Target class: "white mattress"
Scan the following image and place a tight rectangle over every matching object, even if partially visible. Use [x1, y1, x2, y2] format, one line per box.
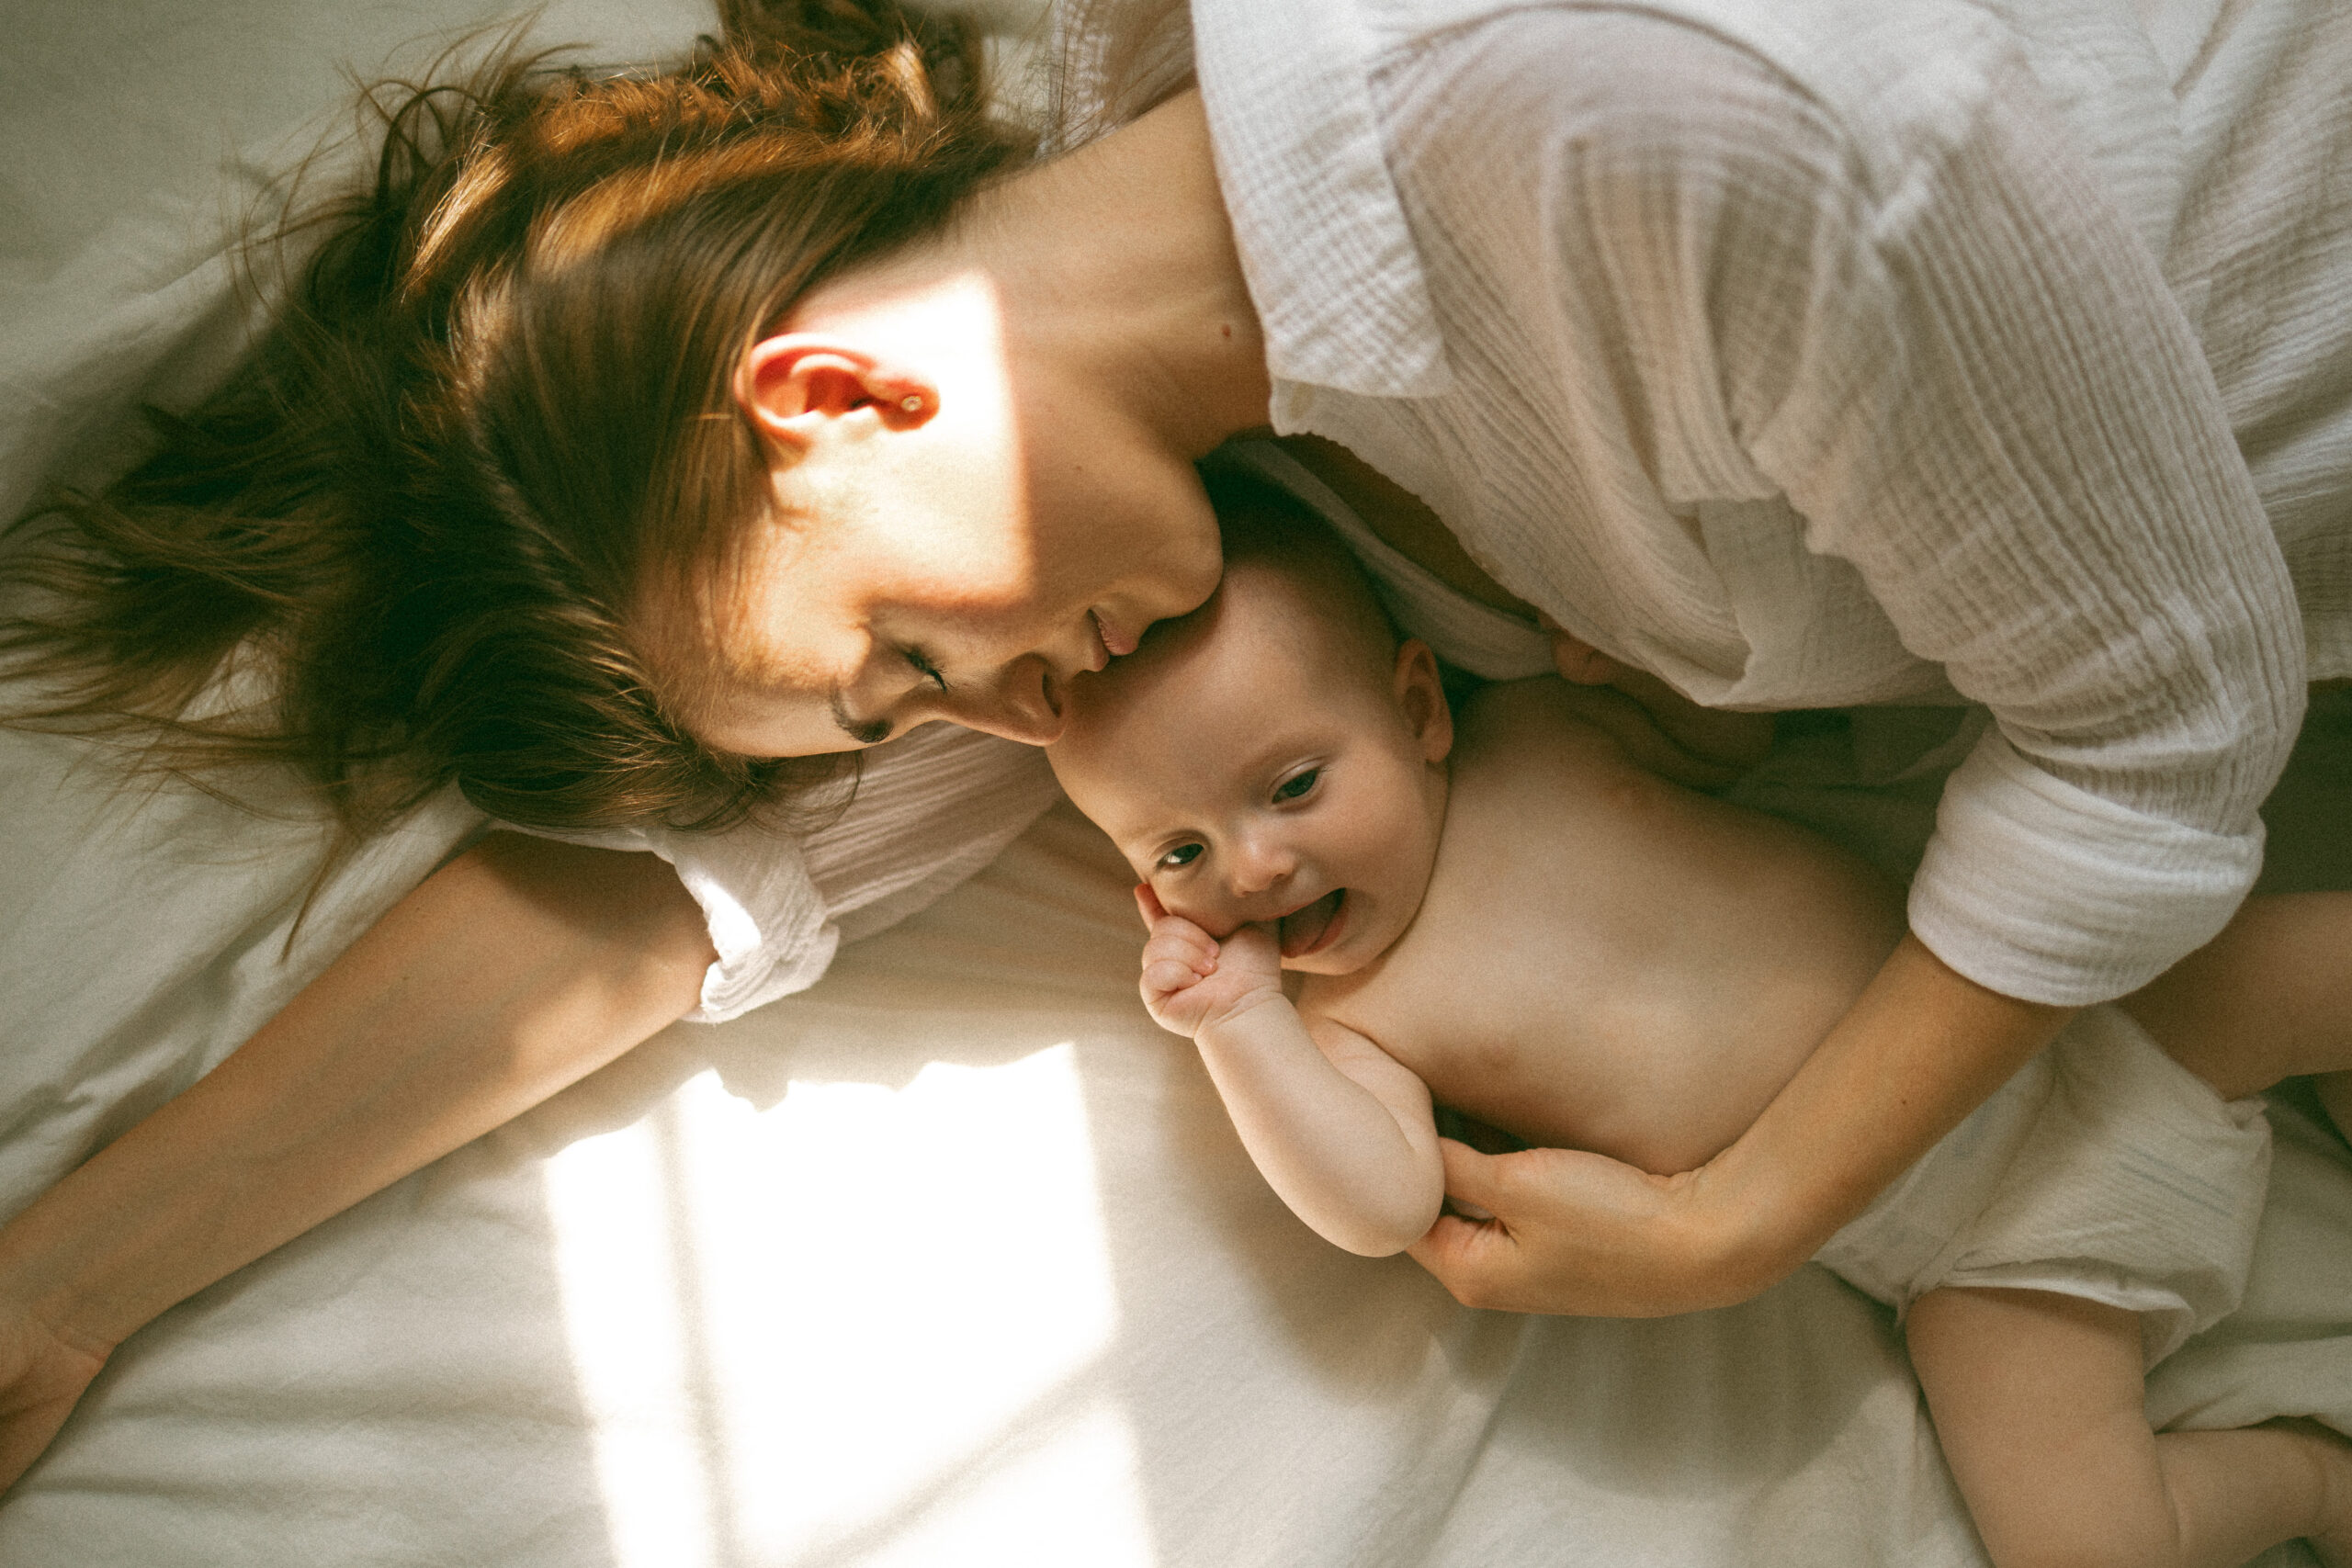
[1, 2, 2346, 1563]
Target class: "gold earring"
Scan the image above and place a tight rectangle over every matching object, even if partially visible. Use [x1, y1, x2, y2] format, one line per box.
[899, 394, 925, 413]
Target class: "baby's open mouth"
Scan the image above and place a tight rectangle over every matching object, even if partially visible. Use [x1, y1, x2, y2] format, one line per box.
[1277, 889, 1348, 959]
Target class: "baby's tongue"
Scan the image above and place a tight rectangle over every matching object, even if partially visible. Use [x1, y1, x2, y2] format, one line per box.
[1277, 889, 1344, 958]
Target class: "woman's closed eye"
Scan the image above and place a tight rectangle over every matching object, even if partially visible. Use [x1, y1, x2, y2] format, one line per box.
[901, 645, 948, 691]
[1272, 767, 1320, 803]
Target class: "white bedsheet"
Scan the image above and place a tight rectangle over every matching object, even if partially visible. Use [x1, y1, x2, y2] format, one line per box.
[2, 2, 2347, 1563]
[1, 774, 2346, 1568]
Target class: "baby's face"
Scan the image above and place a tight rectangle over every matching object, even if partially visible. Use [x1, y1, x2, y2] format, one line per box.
[1049, 559, 1453, 976]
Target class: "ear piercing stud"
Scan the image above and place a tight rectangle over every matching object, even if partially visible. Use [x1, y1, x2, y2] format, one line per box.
[899, 394, 925, 412]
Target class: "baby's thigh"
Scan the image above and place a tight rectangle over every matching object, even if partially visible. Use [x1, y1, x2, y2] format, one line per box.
[1905, 1286, 2166, 1568]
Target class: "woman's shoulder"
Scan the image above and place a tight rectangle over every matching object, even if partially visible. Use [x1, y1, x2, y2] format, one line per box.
[1372, 1, 2028, 213]
[1380, 8, 1827, 152]
[1367, 6, 1867, 341]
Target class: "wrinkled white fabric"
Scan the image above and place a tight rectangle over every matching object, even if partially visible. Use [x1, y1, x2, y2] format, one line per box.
[541, 724, 1059, 1021]
[1815, 1005, 2273, 1368]
[1054, 0, 2352, 1005]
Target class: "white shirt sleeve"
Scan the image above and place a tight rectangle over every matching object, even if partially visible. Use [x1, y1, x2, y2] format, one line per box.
[523, 725, 1059, 1022]
[1375, 13, 2308, 1003]
[1725, 42, 2306, 1001]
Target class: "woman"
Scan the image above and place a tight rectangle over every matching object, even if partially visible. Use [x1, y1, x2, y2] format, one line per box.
[3, 0, 2346, 1490]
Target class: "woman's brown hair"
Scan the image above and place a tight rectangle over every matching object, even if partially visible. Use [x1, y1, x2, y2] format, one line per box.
[1, 0, 1034, 835]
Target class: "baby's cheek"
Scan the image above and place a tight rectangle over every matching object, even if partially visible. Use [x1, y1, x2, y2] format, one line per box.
[1159, 890, 1244, 942]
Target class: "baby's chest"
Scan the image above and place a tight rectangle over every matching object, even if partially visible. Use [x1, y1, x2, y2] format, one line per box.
[1303, 924, 1630, 1145]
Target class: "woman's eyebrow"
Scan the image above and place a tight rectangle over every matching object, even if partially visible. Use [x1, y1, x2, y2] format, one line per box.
[829, 689, 892, 746]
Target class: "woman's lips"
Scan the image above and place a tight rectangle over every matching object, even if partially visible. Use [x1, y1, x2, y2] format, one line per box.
[1277, 888, 1347, 959]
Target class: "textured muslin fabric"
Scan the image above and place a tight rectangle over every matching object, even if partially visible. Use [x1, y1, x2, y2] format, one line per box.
[1814, 1006, 2274, 1367]
[542, 724, 1059, 1021]
[1052, 0, 2352, 1007]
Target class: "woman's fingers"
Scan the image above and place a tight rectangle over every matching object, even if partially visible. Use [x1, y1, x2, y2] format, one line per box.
[1408, 1140, 1525, 1305]
[1407, 1141, 1742, 1316]
[0, 1316, 108, 1495]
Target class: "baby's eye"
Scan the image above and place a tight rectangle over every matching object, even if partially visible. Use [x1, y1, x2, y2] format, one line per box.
[1157, 842, 1204, 870]
[1272, 768, 1321, 803]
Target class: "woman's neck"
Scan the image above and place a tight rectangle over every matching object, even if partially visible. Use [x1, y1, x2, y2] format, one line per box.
[876, 90, 1274, 460]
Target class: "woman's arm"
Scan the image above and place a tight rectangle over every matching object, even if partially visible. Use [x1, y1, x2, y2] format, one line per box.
[1409, 934, 2070, 1314]
[0, 832, 713, 1491]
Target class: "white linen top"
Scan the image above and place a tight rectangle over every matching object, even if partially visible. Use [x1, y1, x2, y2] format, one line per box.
[553, 725, 1061, 1021]
[1052, 0, 2352, 1006]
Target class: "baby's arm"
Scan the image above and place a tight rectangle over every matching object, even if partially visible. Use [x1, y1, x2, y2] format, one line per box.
[1136, 891, 1443, 1257]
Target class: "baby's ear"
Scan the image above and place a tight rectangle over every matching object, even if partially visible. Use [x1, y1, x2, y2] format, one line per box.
[1393, 640, 1453, 762]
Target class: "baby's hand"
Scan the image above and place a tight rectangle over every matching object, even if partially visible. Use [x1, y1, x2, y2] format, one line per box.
[1135, 886, 1284, 1038]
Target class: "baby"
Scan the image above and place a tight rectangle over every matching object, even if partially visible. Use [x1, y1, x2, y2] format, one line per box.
[1046, 483, 2352, 1568]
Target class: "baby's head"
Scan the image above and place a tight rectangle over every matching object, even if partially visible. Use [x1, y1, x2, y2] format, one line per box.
[1048, 472, 1453, 974]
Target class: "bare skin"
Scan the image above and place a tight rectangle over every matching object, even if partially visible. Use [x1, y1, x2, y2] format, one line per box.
[1052, 549, 2352, 1568]
[0, 835, 713, 1492]
[1306, 679, 1899, 1182]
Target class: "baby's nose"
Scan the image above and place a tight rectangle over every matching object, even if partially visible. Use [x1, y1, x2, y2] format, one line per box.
[1226, 839, 1295, 898]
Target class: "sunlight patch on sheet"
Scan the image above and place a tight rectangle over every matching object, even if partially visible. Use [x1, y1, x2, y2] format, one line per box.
[857, 1404, 1156, 1568]
[540, 1092, 722, 1568]
[543, 1041, 1151, 1567]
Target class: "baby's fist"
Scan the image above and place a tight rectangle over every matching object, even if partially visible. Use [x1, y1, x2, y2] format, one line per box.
[1134, 886, 1283, 1037]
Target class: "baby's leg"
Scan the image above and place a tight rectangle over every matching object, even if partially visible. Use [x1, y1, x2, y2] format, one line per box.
[2122, 892, 2352, 1137]
[1905, 1286, 2352, 1568]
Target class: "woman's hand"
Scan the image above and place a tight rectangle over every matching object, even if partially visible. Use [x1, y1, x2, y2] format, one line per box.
[0, 1307, 109, 1494]
[1409, 935, 2072, 1317]
[1408, 1140, 1771, 1316]
[1134, 886, 1284, 1038]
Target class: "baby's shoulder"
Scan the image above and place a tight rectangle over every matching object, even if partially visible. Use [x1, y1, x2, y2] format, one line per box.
[1453, 678, 1668, 795]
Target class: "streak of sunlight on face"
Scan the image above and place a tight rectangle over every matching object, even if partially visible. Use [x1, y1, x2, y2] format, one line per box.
[542, 1044, 1156, 1566]
[700, 268, 1049, 758]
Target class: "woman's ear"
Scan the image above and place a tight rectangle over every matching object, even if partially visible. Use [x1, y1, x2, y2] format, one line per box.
[737, 333, 940, 448]
[1394, 639, 1454, 762]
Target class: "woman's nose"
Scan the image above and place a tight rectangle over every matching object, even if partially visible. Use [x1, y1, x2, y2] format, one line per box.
[940, 658, 1066, 746]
